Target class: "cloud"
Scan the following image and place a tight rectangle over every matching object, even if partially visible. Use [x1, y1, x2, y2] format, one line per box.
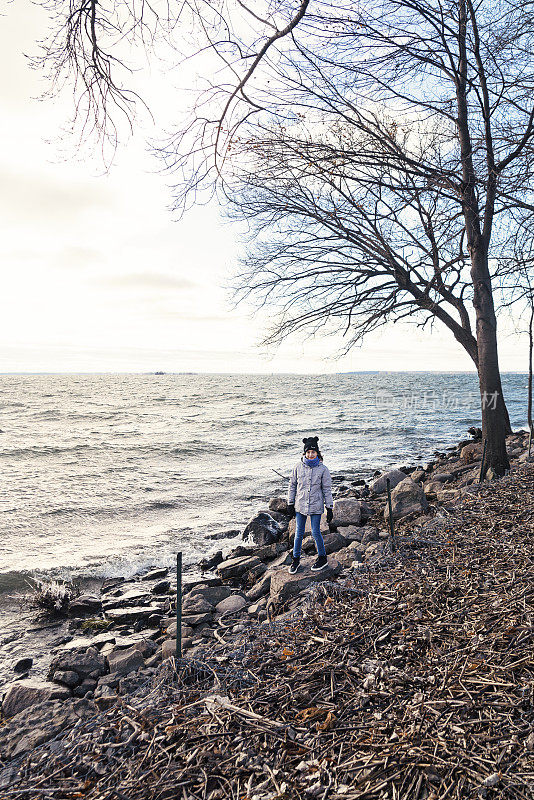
[56, 246, 102, 269]
[0, 167, 111, 223]
[99, 273, 197, 290]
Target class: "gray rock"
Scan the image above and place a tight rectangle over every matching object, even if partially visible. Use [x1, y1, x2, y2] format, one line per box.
[165, 621, 193, 638]
[0, 698, 93, 760]
[151, 580, 171, 595]
[2, 680, 71, 719]
[101, 577, 126, 593]
[430, 472, 453, 483]
[73, 678, 97, 698]
[369, 469, 407, 494]
[361, 527, 380, 545]
[423, 480, 444, 497]
[248, 598, 268, 617]
[102, 587, 152, 608]
[13, 657, 33, 673]
[186, 585, 233, 605]
[243, 512, 282, 546]
[182, 594, 214, 614]
[104, 604, 165, 624]
[460, 442, 483, 462]
[384, 477, 429, 521]
[141, 568, 168, 581]
[269, 558, 342, 606]
[107, 646, 145, 676]
[199, 551, 224, 570]
[182, 612, 213, 626]
[52, 670, 80, 688]
[48, 647, 106, 680]
[97, 672, 120, 689]
[359, 501, 373, 523]
[215, 595, 247, 616]
[255, 540, 288, 563]
[410, 469, 426, 482]
[321, 531, 349, 553]
[206, 529, 240, 541]
[269, 497, 289, 513]
[162, 639, 178, 660]
[217, 555, 263, 580]
[245, 572, 272, 602]
[341, 525, 364, 542]
[68, 594, 102, 615]
[332, 499, 362, 526]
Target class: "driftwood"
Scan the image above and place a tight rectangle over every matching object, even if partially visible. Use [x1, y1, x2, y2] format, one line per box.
[3, 465, 534, 799]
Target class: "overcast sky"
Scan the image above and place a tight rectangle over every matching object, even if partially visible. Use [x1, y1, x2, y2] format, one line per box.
[0, 1, 529, 374]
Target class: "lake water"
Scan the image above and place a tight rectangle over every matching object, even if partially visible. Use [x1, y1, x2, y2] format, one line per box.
[0, 372, 529, 592]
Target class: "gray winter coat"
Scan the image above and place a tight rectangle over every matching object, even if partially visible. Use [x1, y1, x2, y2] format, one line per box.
[287, 458, 334, 515]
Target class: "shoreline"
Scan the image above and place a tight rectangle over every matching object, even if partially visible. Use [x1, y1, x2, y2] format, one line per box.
[0, 425, 483, 686]
[1, 426, 530, 686]
[1, 427, 533, 793]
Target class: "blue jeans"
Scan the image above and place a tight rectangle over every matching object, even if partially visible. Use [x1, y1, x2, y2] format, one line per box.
[293, 511, 326, 559]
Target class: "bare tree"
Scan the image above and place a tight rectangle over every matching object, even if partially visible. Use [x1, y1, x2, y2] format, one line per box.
[34, 0, 534, 475]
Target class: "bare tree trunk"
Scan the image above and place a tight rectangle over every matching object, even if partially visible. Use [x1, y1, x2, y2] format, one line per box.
[528, 304, 533, 453]
[456, 0, 510, 475]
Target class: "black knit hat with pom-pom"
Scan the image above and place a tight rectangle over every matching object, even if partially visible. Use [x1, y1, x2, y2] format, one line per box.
[303, 436, 320, 454]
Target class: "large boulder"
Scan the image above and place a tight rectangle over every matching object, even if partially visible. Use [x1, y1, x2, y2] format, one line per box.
[269, 559, 342, 606]
[1, 680, 71, 718]
[217, 555, 263, 580]
[107, 646, 145, 676]
[243, 512, 282, 546]
[369, 469, 407, 494]
[332, 499, 362, 526]
[48, 647, 106, 681]
[186, 585, 233, 605]
[384, 477, 429, 521]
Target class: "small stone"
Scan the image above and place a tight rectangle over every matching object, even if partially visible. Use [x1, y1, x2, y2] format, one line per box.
[52, 670, 80, 688]
[215, 595, 247, 616]
[13, 658, 33, 673]
[151, 580, 171, 595]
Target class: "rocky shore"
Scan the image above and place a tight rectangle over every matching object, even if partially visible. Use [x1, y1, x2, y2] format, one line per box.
[1, 428, 533, 798]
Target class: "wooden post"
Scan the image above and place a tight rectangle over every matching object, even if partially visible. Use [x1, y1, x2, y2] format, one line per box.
[176, 552, 182, 660]
[386, 478, 396, 552]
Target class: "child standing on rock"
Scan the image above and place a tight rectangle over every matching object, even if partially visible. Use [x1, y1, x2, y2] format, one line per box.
[287, 436, 334, 574]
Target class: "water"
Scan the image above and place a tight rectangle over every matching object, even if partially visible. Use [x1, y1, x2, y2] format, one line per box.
[0, 372, 529, 591]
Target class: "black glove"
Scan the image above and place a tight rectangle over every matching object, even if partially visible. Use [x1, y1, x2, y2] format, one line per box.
[287, 504, 296, 518]
[326, 508, 333, 523]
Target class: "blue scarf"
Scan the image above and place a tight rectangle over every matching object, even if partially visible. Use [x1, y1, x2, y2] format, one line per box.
[304, 456, 320, 467]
